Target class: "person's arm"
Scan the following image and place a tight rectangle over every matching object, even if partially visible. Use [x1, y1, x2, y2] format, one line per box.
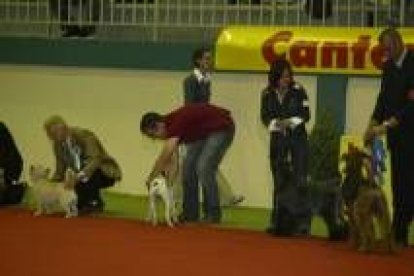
[392, 62, 414, 126]
[260, 89, 274, 128]
[298, 87, 310, 123]
[285, 85, 310, 129]
[370, 64, 414, 137]
[78, 131, 103, 181]
[146, 137, 180, 187]
[164, 148, 179, 184]
[367, 64, 414, 140]
[364, 74, 387, 143]
[51, 142, 65, 182]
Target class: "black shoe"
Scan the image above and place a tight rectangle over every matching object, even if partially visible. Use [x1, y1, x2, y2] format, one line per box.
[178, 213, 198, 224]
[78, 200, 104, 216]
[266, 227, 278, 236]
[266, 226, 293, 237]
[395, 240, 409, 249]
[203, 216, 221, 224]
[223, 195, 245, 207]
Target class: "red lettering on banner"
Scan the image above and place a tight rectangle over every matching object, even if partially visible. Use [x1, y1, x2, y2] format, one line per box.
[290, 41, 318, 67]
[351, 35, 370, 69]
[261, 31, 292, 64]
[321, 42, 348, 68]
[259, 31, 414, 72]
[371, 44, 385, 69]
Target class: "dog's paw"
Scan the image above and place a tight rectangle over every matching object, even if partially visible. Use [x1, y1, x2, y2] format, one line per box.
[65, 213, 77, 218]
[33, 210, 42, 216]
[357, 245, 371, 253]
[171, 216, 178, 224]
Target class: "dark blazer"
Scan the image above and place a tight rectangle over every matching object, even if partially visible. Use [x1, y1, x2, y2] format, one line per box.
[183, 73, 211, 104]
[0, 122, 23, 184]
[260, 82, 310, 138]
[372, 50, 414, 148]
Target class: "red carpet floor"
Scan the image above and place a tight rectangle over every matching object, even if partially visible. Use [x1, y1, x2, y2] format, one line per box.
[0, 208, 413, 276]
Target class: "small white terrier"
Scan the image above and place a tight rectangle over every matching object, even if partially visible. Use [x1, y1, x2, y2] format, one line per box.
[29, 164, 78, 218]
[147, 174, 177, 227]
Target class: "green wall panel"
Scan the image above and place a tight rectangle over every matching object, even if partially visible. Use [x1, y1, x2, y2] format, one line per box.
[0, 37, 204, 71]
[316, 74, 348, 134]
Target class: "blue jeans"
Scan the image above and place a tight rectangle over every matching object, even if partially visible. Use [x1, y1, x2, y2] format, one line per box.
[182, 127, 235, 221]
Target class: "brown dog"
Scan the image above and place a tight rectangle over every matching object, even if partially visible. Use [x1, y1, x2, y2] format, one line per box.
[341, 143, 394, 253]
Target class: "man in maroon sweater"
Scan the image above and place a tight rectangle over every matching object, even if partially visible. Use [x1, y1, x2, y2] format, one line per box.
[140, 103, 235, 223]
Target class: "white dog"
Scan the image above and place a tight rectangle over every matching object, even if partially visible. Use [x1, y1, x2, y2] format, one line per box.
[147, 174, 177, 227]
[29, 164, 78, 218]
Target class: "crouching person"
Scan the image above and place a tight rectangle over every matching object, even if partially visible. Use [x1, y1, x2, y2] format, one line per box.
[140, 103, 235, 224]
[44, 116, 121, 214]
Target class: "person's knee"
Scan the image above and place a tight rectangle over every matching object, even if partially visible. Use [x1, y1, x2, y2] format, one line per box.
[196, 159, 216, 182]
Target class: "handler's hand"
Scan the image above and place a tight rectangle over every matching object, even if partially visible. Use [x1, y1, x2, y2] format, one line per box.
[77, 171, 88, 183]
[372, 125, 387, 136]
[276, 119, 292, 129]
[363, 127, 375, 146]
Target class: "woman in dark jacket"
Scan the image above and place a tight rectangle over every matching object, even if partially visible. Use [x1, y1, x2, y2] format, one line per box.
[0, 122, 24, 205]
[261, 59, 311, 236]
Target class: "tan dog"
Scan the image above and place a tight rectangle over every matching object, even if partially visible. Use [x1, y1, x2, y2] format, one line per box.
[30, 164, 78, 218]
[341, 144, 394, 253]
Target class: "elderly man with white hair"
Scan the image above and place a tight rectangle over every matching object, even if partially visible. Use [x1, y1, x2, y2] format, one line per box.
[44, 116, 121, 214]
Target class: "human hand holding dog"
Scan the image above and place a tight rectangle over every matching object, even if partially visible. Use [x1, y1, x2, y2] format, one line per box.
[269, 118, 292, 132]
[370, 118, 398, 137]
[77, 171, 88, 183]
[276, 119, 293, 129]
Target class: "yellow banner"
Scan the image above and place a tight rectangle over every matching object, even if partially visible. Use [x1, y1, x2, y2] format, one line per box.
[215, 26, 414, 75]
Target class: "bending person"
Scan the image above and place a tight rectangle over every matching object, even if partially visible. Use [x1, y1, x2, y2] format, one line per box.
[141, 103, 235, 224]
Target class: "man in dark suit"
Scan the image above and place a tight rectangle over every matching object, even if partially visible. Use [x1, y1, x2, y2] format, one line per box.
[0, 122, 24, 205]
[364, 28, 414, 247]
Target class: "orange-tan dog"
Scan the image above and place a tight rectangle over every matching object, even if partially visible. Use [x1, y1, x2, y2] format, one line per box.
[341, 144, 394, 253]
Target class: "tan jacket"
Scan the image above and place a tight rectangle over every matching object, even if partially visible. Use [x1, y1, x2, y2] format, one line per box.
[52, 127, 122, 181]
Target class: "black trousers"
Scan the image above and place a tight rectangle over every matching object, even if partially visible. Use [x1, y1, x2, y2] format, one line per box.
[75, 169, 115, 209]
[269, 134, 311, 234]
[390, 139, 414, 246]
[0, 163, 24, 205]
[0, 182, 26, 205]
